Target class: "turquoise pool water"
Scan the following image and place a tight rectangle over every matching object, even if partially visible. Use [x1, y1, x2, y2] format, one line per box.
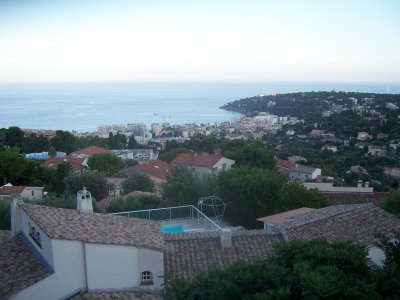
[163, 224, 184, 234]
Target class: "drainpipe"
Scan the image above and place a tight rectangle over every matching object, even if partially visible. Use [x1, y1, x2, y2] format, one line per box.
[83, 241, 89, 291]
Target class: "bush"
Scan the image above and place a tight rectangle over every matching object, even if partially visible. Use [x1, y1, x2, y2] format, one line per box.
[122, 173, 154, 194]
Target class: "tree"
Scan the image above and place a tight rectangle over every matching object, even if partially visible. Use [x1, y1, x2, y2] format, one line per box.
[0, 202, 10, 230]
[127, 135, 138, 149]
[375, 232, 400, 298]
[48, 146, 57, 157]
[107, 195, 161, 213]
[5, 126, 24, 148]
[159, 148, 191, 163]
[87, 153, 124, 176]
[166, 239, 380, 300]
[0, 149, 28, 185]
[380, 191, 400, 217]
[280, 182, 329, 211]
[51, 130, 76, 154]
[223, 141, 275, 169]
[53, 161, 71, 194]
[122, 173, 155, 194]
[218, 167, 283, 229]
[64, 171, 108, 201]
[161, 166, 218, 207]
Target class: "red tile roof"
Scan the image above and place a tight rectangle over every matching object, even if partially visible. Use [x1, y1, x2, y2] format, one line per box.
[276, 158, 318, 173]
[134, 160, 172, 180]
[171, 153, 223, 168]
[43, 157, 86, 172]
[257, 207, 316, 225]
[69, 146, 112, 157]
[0, 186, 26, 196]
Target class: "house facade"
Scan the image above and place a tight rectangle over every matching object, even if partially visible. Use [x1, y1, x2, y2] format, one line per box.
[0, 185, 44, 203]
[276, 158, 321, 181]
[171, 153, 235, 175]
[3, 189, 164, 299]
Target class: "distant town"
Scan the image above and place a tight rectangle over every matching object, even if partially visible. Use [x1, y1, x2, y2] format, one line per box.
[1, 90, 400, 299]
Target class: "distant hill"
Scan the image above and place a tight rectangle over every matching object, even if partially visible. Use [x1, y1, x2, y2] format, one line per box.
[221, 91, 400, 118]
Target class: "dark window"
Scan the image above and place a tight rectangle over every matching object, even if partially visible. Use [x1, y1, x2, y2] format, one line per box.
[140, 271, 153, 285]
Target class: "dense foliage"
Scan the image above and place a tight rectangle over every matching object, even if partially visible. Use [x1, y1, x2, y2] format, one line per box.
[161, 165, 218, 207]
[122, 173, 155, 194]
[64, 171, 108, 201]
[87, 153, 124, 176]
[107, 195, 160, 213]
[218, 166, 283, 229]
[166, 238, 400, 300]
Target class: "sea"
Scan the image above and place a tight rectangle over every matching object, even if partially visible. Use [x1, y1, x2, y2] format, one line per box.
[0, 81, 399, 132]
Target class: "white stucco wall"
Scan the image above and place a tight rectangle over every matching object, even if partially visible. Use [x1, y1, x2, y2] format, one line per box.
[137, 248, 164, 289]
[213, 157, 235, 173]
[85, 243, 139, 290]
[12, 239, 85, 300]
[21, 187, 44, 201]
[20, 211, 54, 268]
[368, 246, 386, 268]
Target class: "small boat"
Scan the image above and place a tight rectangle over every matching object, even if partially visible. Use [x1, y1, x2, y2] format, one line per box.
[153, 112, 159, 115]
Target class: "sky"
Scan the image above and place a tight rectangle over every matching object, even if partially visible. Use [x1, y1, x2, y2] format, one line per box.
[0, 0, 399, 83]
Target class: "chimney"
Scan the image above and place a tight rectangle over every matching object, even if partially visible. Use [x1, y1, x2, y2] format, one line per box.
[220, 228, 232, 248]
[365, 181, 369, 188]
[11, 196, 23, 237]
[357, 180, 363, 188]
[77, 187, 93, 213]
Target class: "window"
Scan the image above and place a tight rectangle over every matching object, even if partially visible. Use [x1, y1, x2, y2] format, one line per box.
[140, 271, 153, 285]
[28, 222, 42, 248]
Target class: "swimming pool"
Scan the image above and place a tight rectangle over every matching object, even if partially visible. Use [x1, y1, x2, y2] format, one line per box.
[163, 224, 184, 234]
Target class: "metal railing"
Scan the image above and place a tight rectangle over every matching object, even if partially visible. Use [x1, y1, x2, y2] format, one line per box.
[112, 205, 221, 231]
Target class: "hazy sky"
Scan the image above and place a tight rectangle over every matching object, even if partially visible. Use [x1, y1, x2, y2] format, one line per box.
[0, 0, 399, 83]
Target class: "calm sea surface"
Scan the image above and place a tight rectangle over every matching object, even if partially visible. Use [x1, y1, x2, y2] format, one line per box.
[0, 81, 399, 132]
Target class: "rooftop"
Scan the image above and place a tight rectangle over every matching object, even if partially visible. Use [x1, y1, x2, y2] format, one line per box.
[281, 203, 400, 247]
[0, 186, 26, 196]
[20, 203, 164, 251]
[164, 230, 283, 280]
[134, 159, 172, 180]
[275, 158, 318, 173]
[257, 207, 316, 225]
[43, 157, 87, 172]
[0, 234, 52, 299]
[303, 182, 374, 194]
[171, 153, 224, 168]
[69, 146, 112, 157]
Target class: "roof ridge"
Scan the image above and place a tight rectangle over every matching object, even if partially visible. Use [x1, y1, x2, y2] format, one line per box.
[281, 203, 374, 230]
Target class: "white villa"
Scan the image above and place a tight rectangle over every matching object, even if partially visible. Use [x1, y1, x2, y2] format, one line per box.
[2, 188, 164, 299]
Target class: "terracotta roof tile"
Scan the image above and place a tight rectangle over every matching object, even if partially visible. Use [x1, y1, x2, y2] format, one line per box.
[43, 157, 86, 172]
[282, 204, 400, 247]
[134, 160, 172, 180]
[0, 186, 26, 196]
[171, 153, 223, 168]
[276, 158, 318, 173]
[0, 230, 11, 245]
[164, 230, 283, 280]
[20, 204, 164, 251]
[0, 235, 52, 299]
[69, 146, 112, 157]
[257, 207, 316, 225]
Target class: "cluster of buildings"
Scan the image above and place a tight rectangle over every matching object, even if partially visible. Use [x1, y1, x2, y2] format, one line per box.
[1, 188, 399, 299]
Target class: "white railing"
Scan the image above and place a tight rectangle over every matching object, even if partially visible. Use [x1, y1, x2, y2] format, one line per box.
[112, 205, 221, 231]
